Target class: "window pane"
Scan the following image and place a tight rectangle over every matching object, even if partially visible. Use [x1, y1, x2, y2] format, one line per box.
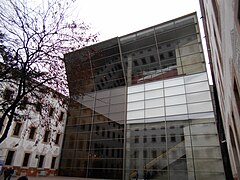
[191, 135, 220, 147]
[189, 112, 215, 119]
[128, 92, 144, 102]
[145, 107, 164, 118]
[29, 127, 36, 139]
[128, 101, 144, 111]
[164, 85, 185, 96]
[145, 89, 164, 99]
[193, 147, 222, 159]
[13, 122, 22, 136]
[59, 112, 64, 121]
[185, 81, 209, 93]
[184, 72, 208, 84]
[51, 157, 57, 169]
[186, 91, 211, 103]
[145, 81, 163, 91]
[194, 159, 224, 173]
[22, 153, 30, 167]
[43, 130, 50, 142]
[55, 134, 61, 145]
[49, 107, 54, 117]
[127, 118, 144, 124]
[190, 123, 217, 135]
[38, 155, 45, 168]
[109, 103, 125, 113]
[145, 98, 164, 108]
[128, 84, 144, 94]
[145, 116, 165, 123]
[166, 104, 187, 116]
[165, 95, 186, 106]
[164, 76, 184, 87]
[5, 151, 15, 165]
[127, 110, 144, 120]
[110, 95, 125, 104]
[188, 101, 213, 114]
[195, 172, 225, 180]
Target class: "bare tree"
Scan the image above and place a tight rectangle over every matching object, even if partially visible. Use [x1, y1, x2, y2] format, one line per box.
[0, 0, 98, 144]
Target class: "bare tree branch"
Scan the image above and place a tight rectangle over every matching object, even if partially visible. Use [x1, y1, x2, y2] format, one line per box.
[0, 0, 98, 144]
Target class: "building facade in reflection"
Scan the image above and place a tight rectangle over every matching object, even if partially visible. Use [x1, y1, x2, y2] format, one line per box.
[59, 13, 226, 180]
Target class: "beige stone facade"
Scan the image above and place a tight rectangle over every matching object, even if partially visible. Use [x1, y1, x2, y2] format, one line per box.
[0, 84, 68, 177]
[199, 0, 240, 179]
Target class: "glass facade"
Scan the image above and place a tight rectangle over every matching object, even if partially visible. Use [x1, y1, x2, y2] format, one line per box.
[60, 13, 225, 179]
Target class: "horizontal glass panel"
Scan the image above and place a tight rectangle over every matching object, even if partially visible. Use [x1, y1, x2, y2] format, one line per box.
[109, 112, 125, 122]
[145, 107, 165, 118]
[194, 159, 224, 173]
[127, 110, 144, 120]
[137, 28, 154, 38]
[188, 101, 213, 114]
[190, 135, 220, 147]
[166, 114, 189, 121]
[192, 146, 222, 159]
[128, 92, 144, 102]
[127, 118, 144, 124]
[164, 76, 184, 87]
[185, 81, 209, 93]
[109, 103, 126, 113]
[188, 112, 215, 119]
[166, 123, 190, 135]
[81, 92, 95, 101]
[174, 15, 195, 27]
[190, 123, 217, 135]
[120, 36, 155, 53]
[195, 172, 225, 180]
[145, 89, 164, 99]
[166, 104, 187, 116]
[186, 91, 211, 103]
[145, 98, 164, 108]
[169, 171, 189, 180]
[165, 94, 186, 106]
[155, 21, 175, 33]
[128, 101, 144, 111]
[95, 98, 110, 107]
[120, 34, 136, 44]
[190, 118, 215, 125]
[183, 62, 206, 76]
[96, 91, 110, 100]
[145, 80, 163, 91]
[178, 43, 201, 57]
[110, 86, 126, 96]
[110, 95, 126, 104]
[128, 84, 144, 94]
[95, 106, 109, 114]
[156, 30, 176, 43]
[184, 72, 208, 84]
[165, 85, 185, 96]
[145, 116, 165, 123]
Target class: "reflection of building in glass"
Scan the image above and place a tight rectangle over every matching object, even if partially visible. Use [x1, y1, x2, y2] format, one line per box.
[60, 13, 226, 179]
[60, 99, 124, 179]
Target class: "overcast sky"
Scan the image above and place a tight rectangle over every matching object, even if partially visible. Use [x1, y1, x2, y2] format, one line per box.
[72, 0, 202, 41]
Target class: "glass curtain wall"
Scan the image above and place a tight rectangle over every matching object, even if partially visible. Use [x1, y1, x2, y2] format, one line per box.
[125, 73, 225, 180]
[60, 38, 126, 179]
[60, 13, 225, 180]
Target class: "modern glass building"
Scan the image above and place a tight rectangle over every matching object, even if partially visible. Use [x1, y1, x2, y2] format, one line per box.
[59, 13, 226, 180]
